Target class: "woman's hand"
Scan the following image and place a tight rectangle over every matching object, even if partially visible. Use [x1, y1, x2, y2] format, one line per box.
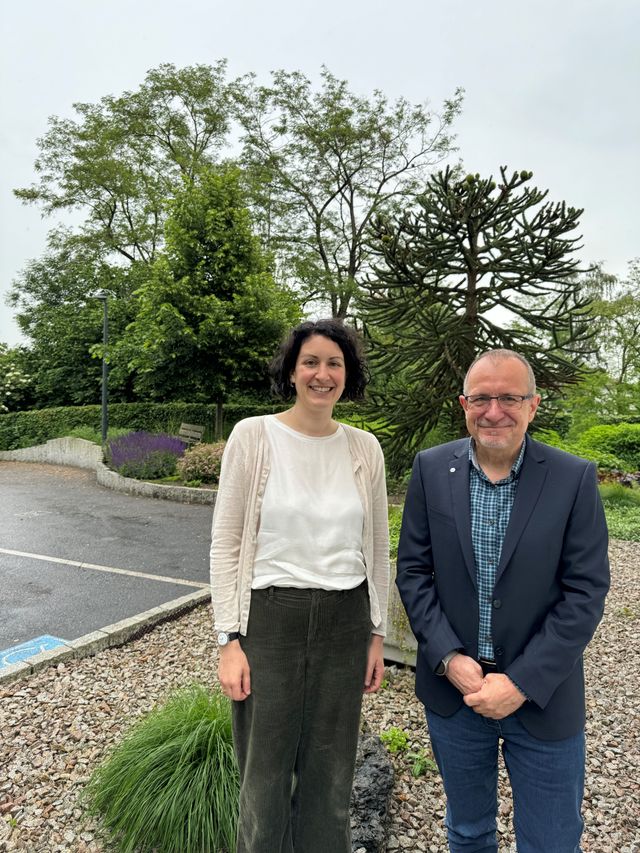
[364, 634, 385, 694]
[218, 641, 251, 701]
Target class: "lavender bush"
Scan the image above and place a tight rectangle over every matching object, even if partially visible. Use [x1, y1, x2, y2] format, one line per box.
[106, 431, 185, 480]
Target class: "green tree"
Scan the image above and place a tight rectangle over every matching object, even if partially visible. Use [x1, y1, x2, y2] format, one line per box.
[581, 260, 640, 384]
[117, 166, 301, 404]
[361, 166, 594, 471]
[14, 63, 231, 264]
[235, 68, 463, 318]
[8, 233, 141, 407]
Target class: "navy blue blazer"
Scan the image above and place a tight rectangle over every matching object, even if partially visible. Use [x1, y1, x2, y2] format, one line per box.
[396, 434, 610, 740]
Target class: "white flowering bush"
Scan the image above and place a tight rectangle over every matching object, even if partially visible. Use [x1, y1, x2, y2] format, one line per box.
[176, 441, 226, 484]
[0, 344, 31, 413]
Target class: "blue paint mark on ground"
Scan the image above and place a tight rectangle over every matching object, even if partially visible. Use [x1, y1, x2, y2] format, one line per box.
[0, 635, 67, 668]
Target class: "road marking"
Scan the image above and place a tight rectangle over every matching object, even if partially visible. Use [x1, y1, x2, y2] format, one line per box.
[0, 548, 209, 589]
[1, 635, 66, 668]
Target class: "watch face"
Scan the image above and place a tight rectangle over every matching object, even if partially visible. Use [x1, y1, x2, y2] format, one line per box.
[217, 631, 228, 646]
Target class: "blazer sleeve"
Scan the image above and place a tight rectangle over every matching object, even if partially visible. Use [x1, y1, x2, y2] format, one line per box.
[396, 453, 463, 670]
[506, 462, 610, 708]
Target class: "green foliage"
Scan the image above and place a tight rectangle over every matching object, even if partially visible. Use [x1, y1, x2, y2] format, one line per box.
[176, 441, 227, 484]
[237, 67, 463, 318]
[0, 401, 289, 451]
[379, 726, 409, 753]
[388, 505, 403, 560]
[83, 685, 238, 853]
[598, 483, 640, 507]
[0, 400, 372, 452]
[532, 428, 628, 471]
[64, 425, 129, 444]
[578, 423, 640, 470]
[119, 166, 301, 402]
[15, 63, 231, 265]
[407, 748, 438, 778]
[601, 505, 640, 541]
[361, 165, 594, 473]
[580, 260, 640, 385]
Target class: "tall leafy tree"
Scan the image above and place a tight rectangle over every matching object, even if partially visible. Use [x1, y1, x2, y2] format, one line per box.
[361, 166, 594, 471]
[8, 232, 139, 406]
[235, 68, 463, 318]
[581, 260, 640, 384]
[14, 63, 231, 264]
[117, 166, 301, 403]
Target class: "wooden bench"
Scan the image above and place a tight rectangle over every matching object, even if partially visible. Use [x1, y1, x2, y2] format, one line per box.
[177, 422, 205, 447]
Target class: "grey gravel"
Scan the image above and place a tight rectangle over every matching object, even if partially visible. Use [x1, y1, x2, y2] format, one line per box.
[1, 540, 638, 852]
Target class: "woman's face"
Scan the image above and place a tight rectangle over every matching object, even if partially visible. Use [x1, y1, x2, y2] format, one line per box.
[290, 334, 346, 412]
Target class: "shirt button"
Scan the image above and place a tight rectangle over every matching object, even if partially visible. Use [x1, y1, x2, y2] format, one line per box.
[485, 634, 492, 642]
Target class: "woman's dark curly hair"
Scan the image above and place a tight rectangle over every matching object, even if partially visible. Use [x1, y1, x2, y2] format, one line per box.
[270, 319, 369, 402]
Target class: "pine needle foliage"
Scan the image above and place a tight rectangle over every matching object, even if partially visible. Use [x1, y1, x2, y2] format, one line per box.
[361, 166, 595, 473]
[83, 685, 239, 853]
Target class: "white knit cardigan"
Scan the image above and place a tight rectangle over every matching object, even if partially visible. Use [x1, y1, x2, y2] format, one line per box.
[210, 416, 390, 636]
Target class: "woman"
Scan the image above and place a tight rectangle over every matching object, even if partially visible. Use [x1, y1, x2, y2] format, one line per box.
[210, 318, 390, 853]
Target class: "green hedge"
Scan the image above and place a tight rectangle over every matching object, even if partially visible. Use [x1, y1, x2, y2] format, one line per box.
[533, 429, 629, 471]
[578, 423, 640, 470]
[0, 401, 367, 451]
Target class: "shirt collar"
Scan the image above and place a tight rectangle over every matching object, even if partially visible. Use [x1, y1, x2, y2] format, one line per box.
[468, 437, 526, 482]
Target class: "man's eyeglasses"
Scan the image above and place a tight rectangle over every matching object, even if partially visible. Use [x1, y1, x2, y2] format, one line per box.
[463, 394, 533, 411]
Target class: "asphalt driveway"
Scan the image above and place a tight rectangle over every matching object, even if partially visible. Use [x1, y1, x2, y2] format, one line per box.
[0, 461, 213, 654]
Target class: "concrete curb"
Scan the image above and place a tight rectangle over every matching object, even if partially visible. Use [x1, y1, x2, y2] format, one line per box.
[0, 587, 212, 687]
[0, 437, 217, 506]
[95, 462, 216, 505]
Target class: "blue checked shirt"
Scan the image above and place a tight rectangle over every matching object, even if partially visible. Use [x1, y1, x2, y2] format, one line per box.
[469, 439, 526, 661]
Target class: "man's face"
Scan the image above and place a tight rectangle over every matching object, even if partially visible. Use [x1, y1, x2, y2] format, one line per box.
[459, 357, 540, 459]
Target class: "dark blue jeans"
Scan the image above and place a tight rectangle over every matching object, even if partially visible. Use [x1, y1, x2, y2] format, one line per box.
[426, 703, 585, 853]
[232, 582, 372, 853]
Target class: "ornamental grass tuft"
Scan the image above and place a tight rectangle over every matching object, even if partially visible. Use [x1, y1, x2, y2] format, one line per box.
[83, 685, 239, 853]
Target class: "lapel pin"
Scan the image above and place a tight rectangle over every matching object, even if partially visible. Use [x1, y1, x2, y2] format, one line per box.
[449, 467, 456, 473]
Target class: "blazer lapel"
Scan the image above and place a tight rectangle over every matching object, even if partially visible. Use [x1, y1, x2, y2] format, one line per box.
[496, 436, 548, 583]
[448, 442, 477, 590]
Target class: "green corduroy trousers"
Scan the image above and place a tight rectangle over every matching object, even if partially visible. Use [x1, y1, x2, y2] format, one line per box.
[232, 581, 372, 853]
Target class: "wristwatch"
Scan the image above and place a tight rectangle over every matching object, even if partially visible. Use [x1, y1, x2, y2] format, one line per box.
[217, 631, 240, 647]
[435, 650, 460, 676]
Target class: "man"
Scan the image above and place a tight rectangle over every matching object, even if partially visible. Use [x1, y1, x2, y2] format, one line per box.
[396, 349, 610, 853]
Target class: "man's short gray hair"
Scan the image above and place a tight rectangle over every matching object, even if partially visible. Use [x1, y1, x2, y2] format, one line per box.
[463, 349, 537, 396]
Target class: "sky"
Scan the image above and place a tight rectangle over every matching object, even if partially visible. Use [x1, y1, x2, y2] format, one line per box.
[1, 0, 638, 346]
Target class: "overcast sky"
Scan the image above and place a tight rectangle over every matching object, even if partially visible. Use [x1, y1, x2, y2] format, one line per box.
[1, 0, 638, 346]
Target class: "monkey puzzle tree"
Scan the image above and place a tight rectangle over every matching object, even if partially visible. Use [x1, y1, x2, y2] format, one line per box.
[360, 166, 595, 472]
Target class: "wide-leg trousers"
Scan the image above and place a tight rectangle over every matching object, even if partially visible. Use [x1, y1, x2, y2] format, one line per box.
[232, 581, 372, 853]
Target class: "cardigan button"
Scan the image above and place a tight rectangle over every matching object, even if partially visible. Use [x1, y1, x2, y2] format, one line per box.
[492, 598, 502, 609]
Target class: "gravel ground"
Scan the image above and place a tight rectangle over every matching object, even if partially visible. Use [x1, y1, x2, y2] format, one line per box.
[1, 540, 638, 852]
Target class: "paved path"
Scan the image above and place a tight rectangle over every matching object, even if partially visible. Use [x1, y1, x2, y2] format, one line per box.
[0, 462, 213, 653]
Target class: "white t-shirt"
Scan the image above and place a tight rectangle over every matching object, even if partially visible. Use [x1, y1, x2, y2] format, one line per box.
[252, 415, 366, 590]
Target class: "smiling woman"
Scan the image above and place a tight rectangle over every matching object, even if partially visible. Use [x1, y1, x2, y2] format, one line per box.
[209, 318, 390, 853]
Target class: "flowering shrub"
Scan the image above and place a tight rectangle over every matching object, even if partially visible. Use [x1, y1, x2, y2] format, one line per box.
[176, 441, 226, 484]
[106, 431, 185, 480]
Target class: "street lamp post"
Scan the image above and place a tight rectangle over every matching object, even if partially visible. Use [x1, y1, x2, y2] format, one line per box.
[94, 291, 109, 444]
